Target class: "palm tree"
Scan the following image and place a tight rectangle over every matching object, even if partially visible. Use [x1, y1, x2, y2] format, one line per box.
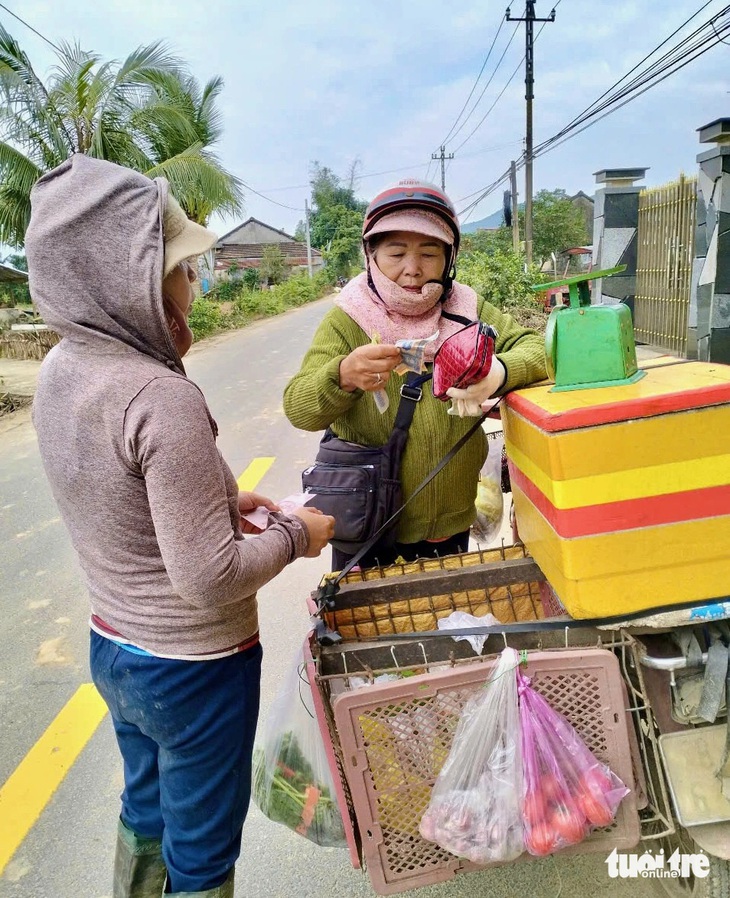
[131, 71, 241, 224]
[0, 25, 242, 246]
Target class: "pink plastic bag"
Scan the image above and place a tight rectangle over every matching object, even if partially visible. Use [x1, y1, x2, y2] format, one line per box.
[517, 668, 629, 856]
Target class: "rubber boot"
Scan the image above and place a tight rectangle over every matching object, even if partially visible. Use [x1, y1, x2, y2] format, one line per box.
[166, 869, 234, 897]
[113, 818, 167, 898]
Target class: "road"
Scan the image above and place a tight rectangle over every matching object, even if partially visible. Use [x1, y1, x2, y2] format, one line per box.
[0, 297, 658, 897]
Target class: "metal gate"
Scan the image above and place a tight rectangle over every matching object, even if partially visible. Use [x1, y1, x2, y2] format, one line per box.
[634, 174, 696, 355]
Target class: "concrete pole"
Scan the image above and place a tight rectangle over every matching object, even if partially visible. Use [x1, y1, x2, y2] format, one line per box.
[510, 160, 520, 254]
[304, 198, 313, 279]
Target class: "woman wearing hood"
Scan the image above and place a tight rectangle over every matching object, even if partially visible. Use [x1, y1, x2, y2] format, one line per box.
[284, 179, 546, 570]
[27, 154, 334, 898]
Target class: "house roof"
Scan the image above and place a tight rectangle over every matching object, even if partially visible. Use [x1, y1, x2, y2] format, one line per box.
[216, 217, 296, 246]
[215, 242, 323, 269]
[0, 263, 28, 283]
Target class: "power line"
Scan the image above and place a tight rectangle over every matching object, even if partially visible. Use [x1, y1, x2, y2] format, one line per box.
[453, 55, 524, 154]
[536, 0, 721, 155]
[239, 180, 304, 212]
[447, 20, 522, 149]
[451, 3, 561, 157]
[457, 1, 728, 223]
[437, 17, 507, 148]
[260, 142, 522, 195]
[532, 4, 730, 160]
[0, 2, 63, 52]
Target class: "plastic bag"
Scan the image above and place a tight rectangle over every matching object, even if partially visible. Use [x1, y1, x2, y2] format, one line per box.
[472, 435, 505, 544]
[518, 668, 630, 856]
[419, 648, 524, 863]
[436, 610, 501, 655]
[252, 642, 347, 847]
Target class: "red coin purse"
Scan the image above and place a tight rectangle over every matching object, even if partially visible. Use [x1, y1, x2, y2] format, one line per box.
[432, 320, 498, 400]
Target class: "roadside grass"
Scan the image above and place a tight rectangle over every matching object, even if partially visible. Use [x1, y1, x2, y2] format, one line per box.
[189, 270, 336, 342]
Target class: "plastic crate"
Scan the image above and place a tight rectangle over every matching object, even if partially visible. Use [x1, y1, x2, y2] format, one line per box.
[330, 647, 640, 895]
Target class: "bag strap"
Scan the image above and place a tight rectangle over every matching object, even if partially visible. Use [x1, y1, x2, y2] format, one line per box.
[384, 371, 431, 481]
[315, 408, 488, 607]
[441, 310, 473, 327]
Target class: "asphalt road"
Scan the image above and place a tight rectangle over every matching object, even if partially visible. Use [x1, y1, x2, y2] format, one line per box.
[0, 297, 659, 898]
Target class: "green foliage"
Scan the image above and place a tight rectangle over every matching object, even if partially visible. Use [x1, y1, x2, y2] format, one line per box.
[3, 252, 27, 271]
[461, 228, 512, 256]
[251, 733, 345, 847]
[530, 189, 590, 266]
[259, 245, 286, 285]
[0, 25, 242, 246]
[188, 270, 334, 341]
[187, 297, 221, 339]
[464, 190, 590, 269]
[458, 249, 543, 311]
[308, 162, 366, 279]
[0, 281, 30, 307]
[208, 279, 240, 302]
[242, 267, 261, 290]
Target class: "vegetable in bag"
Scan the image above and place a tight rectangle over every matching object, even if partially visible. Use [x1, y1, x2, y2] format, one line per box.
[419, 647, 524, 864]
[252, 643, 347, 847]
[472, 435, 505, 544]
[518, 668, 630, 856]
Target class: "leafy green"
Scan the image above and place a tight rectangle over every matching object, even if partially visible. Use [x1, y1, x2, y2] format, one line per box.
[252, 732, 346, 847]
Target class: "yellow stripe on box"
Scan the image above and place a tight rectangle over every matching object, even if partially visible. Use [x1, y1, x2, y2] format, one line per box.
[512, 482, 730, 619]
[237, 457, 275, 491]
[506, 440, 730, 510]
[0, 684, 108, 875]
[503, 403, 730, 481]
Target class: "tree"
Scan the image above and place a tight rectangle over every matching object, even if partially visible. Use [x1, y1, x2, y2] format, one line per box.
[0, 25, 242, 246]
[463, 190, 590, 269]
[2, 251, 26, 270]
[259, 245, 286, 286]
[528, 190, 590, 267]
[242, 267, 260, 291]
[308, 162, 366, 278]
[458, 249, 543, 311]
[460, 228, 512, 257]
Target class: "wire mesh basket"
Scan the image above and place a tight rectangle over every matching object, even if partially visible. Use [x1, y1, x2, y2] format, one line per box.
[316, 544, 547, 642]
[306, 546, 659, 894]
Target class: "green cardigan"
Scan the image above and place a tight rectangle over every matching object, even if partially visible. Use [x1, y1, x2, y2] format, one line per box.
[284, 296, 547, 544]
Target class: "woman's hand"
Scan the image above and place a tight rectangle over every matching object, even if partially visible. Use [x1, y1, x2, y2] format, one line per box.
[238, 491, 280, 534]
[446, 358, 507, 417]
[291, 506, 336, 557]
[339, 344, 402, 393]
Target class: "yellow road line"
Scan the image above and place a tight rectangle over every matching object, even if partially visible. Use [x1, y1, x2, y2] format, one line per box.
[237, 456, 275, 491]
[0, 683, 108, 875]
[1, 457, 275, 873]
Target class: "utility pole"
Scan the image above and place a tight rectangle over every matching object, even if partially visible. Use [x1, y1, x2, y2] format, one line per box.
[431, 145, 454, 191]
[304, 198, 313, 279]
[509, 160, 520, 254]
[506, 2, 555, 266]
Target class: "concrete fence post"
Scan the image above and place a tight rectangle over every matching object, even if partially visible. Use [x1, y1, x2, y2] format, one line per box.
[690, 118, 730, 363]
[591, 168, 648, 311]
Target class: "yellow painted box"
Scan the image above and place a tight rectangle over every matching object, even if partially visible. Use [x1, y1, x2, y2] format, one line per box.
[502, 359, 730, 619]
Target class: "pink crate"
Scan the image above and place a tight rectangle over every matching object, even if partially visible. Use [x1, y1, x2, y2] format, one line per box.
[332, 647, 640, 895]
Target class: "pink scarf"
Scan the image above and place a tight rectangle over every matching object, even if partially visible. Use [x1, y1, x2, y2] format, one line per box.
[334, 262, 478, 361]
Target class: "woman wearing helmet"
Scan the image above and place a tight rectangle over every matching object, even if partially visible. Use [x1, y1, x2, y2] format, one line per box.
[284, 179, 546, 570]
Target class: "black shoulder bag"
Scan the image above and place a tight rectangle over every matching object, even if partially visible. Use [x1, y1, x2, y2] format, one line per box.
[301, 372, 431, 554]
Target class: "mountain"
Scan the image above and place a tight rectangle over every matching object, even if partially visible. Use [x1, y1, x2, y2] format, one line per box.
[461, 202, 525, 233]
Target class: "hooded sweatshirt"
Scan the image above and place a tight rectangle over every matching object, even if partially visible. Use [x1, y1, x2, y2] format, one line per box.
[27, 155, 308, 657]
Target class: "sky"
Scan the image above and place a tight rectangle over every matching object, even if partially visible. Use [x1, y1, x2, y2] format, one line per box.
[5, 0, 730, 237]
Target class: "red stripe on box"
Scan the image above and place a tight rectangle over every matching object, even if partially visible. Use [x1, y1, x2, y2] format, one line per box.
[508, 464, 730, 538]
[505, 385, 730, 433]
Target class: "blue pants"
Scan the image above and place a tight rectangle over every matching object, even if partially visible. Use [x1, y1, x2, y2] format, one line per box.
[90, 631, 262, 892]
